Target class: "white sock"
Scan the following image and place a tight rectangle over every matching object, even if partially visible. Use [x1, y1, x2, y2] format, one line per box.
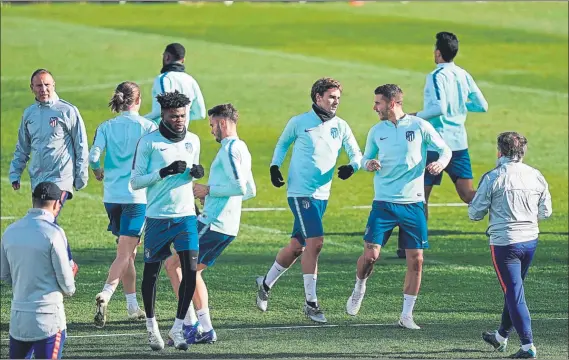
[183, 301, 198, 326]
[171, 317, 184, 332]
[303, 274, 318, 303]
[495, 331, 507, 343]
[264, 261, 288, 289]
[102, 283, 115, 300]
[125, 293, 138, 311]
[146, 317, 158, 332]
[354, 276, 367, 294]
[522, 343, 534, 352]
[196, 308, 213, 332]
[401, 294, 417, 317]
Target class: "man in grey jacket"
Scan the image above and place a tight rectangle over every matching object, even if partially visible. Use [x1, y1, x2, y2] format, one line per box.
[9, 68, 89, 274]
[1, 182, 76, 359]
[468, 131, 552, 359]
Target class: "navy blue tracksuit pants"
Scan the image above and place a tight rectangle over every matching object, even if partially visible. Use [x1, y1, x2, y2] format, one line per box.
[490, 239, 537, 345]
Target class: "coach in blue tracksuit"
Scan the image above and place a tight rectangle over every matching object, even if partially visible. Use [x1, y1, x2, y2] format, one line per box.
[469, 132, 552, 359]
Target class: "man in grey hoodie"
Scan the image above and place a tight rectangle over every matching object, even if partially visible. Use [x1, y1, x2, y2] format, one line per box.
[9, 68, 89, 275]
[1, 182, 76, 359]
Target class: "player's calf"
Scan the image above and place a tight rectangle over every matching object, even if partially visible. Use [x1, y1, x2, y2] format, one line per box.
[347, 244, 379, 316]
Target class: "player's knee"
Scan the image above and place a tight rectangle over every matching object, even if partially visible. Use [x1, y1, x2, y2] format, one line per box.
[306, 237, 324, 253]
[291, 246, 304, 257]
[364, 251, 379, 264]
[409, 254, 424, 272]
[164, 256, 180, 275]
[459, 190, 475, 204]
[287, 240, 305, 257]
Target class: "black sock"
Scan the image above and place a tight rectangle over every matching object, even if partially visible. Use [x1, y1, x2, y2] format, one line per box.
[176, 250, 198, 320]
[141, 261, 162, 318]
[262, 276, 271, 292]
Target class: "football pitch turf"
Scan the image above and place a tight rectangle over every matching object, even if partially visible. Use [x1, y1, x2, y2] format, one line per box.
[0, 1, 567, 359]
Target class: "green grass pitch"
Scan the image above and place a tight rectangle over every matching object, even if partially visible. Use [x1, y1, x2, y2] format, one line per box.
[0, 1, 567, 359]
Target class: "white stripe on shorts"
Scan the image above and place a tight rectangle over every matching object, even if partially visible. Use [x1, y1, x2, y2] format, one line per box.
[293, 198, 308, 239]
[198, 222, 210, 240]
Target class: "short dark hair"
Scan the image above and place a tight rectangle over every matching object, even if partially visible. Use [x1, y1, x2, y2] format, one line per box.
[374, 84, 404, 102]
[310, 77, 342, 103]
[32, 198, 55, 209]
[497, 131, 528, 160]
[165, 43, 185, 61]
[30, 68, 53, 83]
[156, 90, 191, 110]
[435, 32, 459, 62]
[208, 103, 239, 123]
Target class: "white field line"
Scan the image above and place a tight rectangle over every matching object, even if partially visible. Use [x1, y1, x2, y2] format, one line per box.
[1, 176, 466, 224]
[1, 202, 465, 220]
[1, 317, 567, 342]
[5, 16, 568, 99]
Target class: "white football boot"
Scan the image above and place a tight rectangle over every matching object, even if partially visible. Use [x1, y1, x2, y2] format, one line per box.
[398, 315, 421, 330]
[346, 289, 365, 316]
[148, 328, 165, 351]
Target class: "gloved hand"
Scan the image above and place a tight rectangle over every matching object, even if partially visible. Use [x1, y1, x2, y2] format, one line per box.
[159, 160, 187, 178]
[190, 164, 205, 179]
[337, 164, 354, 180]
[270, 165, 285, 188]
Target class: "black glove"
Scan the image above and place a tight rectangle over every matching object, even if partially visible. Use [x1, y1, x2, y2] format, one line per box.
[270, 165, 285, 188]
[337, 164, 354, 180]
[190, 164, 205, 179]
[159, 160, 187, 178]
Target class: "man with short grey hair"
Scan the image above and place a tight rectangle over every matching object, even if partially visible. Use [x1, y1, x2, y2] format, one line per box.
[9, 68, 89, 275]
[468, 131, 552, 359]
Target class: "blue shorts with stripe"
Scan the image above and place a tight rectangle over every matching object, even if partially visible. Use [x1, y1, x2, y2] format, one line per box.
[143, 216, 199, 263]
[424, 149, 473, 186]
[10, 330, 66, 360]
[364, 201, 428, 249]
[197, 221, 235, 267]
[287, 197, 328, 246]
[103, 203, 146, 238]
